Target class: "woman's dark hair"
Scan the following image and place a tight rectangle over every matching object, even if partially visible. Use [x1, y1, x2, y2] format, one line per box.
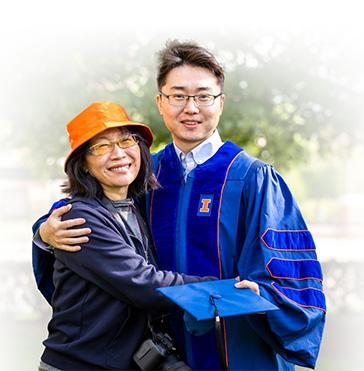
[156, 40, 225, 91]
[62, 129, 158, 199]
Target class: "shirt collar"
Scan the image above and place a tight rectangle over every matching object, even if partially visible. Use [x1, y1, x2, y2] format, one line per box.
[173, 130, 223, 165]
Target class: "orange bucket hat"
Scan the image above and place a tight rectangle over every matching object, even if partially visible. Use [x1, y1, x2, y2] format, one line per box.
[64, 101, 153, 169]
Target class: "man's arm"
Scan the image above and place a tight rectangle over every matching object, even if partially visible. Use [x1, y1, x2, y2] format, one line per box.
[39, 204, 91, 251]
[239, 164, 326, 369]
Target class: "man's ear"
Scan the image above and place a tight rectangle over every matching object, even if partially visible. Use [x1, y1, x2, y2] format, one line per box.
[219, 94, 225, 116]
[156, 94, 163, 115]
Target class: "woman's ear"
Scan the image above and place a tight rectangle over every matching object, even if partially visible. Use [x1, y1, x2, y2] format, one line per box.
[81, 161, 89, 173]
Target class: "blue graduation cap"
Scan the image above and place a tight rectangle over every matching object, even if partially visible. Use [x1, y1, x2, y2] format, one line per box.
[158, 279, 279, 371]
[157, 278, 278, 321]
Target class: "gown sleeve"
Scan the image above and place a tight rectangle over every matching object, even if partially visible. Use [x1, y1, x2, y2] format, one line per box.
[32, 198, 70, 304]
[238, 164, 326, 369]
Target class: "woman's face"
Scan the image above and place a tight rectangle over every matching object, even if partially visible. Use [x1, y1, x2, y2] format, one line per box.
[84, 127, 141, 200]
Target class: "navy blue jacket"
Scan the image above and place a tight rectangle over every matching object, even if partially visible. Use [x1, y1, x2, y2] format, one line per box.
[40, 196, 216, 370]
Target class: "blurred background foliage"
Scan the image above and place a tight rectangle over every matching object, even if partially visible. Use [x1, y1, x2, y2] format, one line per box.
[1, 28, 363, 181]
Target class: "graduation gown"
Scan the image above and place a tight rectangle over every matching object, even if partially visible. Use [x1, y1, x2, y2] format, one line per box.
[147, 141, 326, 371]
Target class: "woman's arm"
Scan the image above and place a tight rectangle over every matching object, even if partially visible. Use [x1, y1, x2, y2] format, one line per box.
[56, 201, 217, 311]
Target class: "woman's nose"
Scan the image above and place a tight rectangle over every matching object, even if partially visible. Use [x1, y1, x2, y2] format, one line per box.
[110, 143, 126, 157]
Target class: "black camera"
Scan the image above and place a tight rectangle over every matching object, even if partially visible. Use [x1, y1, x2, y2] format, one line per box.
[133, 332, 191, 371]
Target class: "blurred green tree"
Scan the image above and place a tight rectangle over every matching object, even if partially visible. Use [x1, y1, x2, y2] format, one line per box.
[2, 29, 363, 178]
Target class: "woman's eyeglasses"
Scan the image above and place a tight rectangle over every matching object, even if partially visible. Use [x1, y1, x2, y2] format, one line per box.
[87, 134, 139, 156]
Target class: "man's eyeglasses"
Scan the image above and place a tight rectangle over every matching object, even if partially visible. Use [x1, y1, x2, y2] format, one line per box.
[159, 92, 223, 107]
[87, 134, 139, 156]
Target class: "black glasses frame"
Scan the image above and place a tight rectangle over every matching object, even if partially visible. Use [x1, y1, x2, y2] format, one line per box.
[159, 91, 223, 106]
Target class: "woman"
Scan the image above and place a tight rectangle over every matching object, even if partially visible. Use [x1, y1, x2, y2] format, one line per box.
[39, 101, 216, 371]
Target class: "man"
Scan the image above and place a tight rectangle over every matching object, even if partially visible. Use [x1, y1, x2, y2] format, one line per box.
[33, 41, 326, 370]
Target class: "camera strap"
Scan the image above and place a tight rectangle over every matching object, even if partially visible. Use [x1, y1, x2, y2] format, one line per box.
[146, 312, 162, 340]
[210, 295, 229, 371]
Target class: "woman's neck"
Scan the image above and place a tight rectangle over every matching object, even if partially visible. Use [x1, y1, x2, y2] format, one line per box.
[103, 189, 127, 201]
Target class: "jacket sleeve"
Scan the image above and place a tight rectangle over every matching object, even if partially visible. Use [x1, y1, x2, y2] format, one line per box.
[238, 164, 326, 369]
[57, 201, 216, 311]
[32, 198, 70, 304]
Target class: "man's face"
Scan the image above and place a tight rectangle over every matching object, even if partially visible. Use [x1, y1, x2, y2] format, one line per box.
[156, 65, 225, 153]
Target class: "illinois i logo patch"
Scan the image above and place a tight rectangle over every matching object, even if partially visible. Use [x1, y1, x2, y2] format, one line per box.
[197, 194, 214, 216]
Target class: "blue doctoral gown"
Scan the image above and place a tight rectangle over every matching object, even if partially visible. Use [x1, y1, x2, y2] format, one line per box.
[146, 142, 326, 371]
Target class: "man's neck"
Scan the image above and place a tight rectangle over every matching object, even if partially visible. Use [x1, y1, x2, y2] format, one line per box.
[173, 132, 215, 155]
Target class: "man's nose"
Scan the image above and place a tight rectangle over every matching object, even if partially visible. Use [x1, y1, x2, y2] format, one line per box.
[184, 97, 199, 114]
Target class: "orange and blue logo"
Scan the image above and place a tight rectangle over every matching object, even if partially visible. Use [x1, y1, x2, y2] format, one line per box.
[197, 194, 214, 216]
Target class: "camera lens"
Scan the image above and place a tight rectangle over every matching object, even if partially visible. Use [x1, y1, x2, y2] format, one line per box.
[160, 353, 192, 371]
